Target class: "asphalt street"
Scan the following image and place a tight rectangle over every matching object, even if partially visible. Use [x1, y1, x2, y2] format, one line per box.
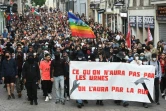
[0, 84, 166, 111]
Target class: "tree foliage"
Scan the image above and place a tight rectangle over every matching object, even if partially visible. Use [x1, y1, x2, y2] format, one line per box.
[32, 0, 46, 6]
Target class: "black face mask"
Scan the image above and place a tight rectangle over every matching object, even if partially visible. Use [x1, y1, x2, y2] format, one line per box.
[5, 56, 9, 59]
[28, 58, 34, 64]
[17, 55, 22, 59]
[137, 49, 142, 54]
[113, 50, 118, 54]
[55, 53, 60, 60]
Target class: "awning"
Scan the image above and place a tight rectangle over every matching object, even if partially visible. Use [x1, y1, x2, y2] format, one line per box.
[104, 8, 117, 14]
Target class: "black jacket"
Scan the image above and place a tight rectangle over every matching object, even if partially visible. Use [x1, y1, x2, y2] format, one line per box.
[22, 62, 40, 82]
[1, 58, 17, 77]
[50, 59, 66, 77]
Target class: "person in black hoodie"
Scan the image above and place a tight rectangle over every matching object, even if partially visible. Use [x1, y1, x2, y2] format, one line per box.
[50, 47, 66, 105]
[22, 53, 40, 105]
[113, 51, 129, 107]
[74, 52, 88, 108]
[62, 50, 70, 101]
[5, 42, 14, 54]
[15, 47, 24, 98]
[1, 51, 17, 100]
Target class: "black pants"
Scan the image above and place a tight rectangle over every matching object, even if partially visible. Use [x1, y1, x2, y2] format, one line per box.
[18, 68, 22, 78]
[26, 82, 37, 101]
[65, 76, 69, 97]
[160, 77, 166, 93]
[154, 78, 160, 103]
[41, 80, 53, 97]
[16, 68, 23, 93]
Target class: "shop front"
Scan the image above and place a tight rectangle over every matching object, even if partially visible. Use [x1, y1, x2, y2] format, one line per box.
[156, 6, 166, 42]
[128, 8, 156, 44]
[106, 14, 117, 33]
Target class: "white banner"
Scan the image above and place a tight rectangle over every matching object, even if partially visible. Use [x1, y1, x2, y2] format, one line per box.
[70, 61, 155, 103]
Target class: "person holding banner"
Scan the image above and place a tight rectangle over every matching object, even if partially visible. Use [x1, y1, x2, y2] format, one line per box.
[131, 57, 148, 108]
[130, 53, 142, 65]
[75, 52, 88, 108]
[113, 51, 129, 107]
[148, 53, 162, 105]
[96, 53, 105, 106]
[62, 50, 70, 101]
[50, 47, 66, 105]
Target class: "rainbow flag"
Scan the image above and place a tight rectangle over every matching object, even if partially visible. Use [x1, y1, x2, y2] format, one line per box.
[68, 12, 96, 38]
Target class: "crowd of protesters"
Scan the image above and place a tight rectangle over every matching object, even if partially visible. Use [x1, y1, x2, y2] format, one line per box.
[0, 6, 165, 109]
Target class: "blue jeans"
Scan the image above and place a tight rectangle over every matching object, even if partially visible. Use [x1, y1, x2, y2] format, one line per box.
[54, 76, 65, 102]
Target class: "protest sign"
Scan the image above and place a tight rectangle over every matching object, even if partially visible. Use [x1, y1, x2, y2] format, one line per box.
[70, 61, 155, 103]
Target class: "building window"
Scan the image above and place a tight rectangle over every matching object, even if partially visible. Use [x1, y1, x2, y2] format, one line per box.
[144, 0, 150, 6]
[133, 0, 136, 7]
[140, 0, 143, 6]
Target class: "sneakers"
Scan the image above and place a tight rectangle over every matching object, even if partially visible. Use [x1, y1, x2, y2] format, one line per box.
[162, 93, 165, 98]
[8, 95, 11, 100]
[143, 103, 148, 108]
[100, 101, 104, 106]
[3, 84, 6, 88]
[96, 100, 104, 106]
[96, 100, 99, 105]
[48, 94, 52, 100]
[45, 96, 49, 102]
[61, 101, 65, 105]
[66, 96, 70, 101]
[11, 93, 15, 99]
[18, 92, 22, 98]
[37, 85, 40, 89]
[123, 102, 129, 107]
[156, 102, 160, 105]
[30, 101, 33, 105]
[34, 100, 38, 105]
[55, 100, 60, 104]
[77, 103, 82, 108]
[114, 100, 121, 105]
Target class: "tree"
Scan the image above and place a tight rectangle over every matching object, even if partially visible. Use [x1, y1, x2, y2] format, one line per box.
[32, 0, 46, 6]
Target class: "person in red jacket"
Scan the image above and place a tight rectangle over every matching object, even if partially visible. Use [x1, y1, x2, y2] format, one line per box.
[159, 53, 166, 98]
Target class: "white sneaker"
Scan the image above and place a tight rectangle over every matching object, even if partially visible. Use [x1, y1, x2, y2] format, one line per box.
[162, 93, 165, 96]
[66, 96, 70, 101]
[45, 96, 49, 102]
[48, 94, 52, 100]
[162, 93, 165, 98]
